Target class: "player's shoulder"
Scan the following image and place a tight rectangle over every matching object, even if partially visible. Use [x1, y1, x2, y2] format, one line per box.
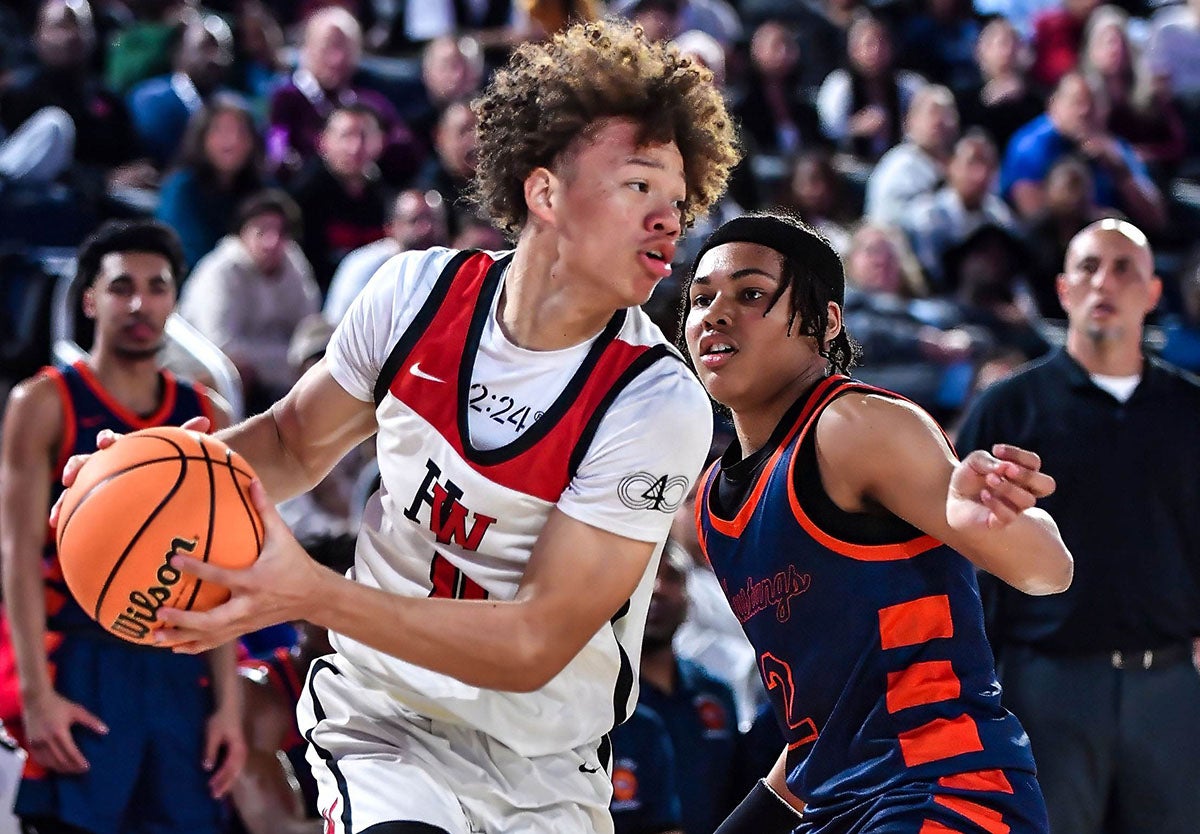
[1, 368, 66, 439]
[1148, 355, 1200, 399]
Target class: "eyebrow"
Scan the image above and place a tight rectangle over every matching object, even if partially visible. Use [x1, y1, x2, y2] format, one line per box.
[692, 267, 778, 285]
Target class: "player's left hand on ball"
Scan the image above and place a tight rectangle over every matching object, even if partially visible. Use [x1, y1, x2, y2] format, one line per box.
[948, 443, 1055, 530]
[154, 479, 328, 653]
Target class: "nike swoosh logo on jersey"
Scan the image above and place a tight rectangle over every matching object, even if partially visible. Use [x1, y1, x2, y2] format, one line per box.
[578, 763, 601, 774]
[409, 362, 446, 384]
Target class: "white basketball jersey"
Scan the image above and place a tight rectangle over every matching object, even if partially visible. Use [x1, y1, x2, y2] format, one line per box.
[325, 248, 713, 756]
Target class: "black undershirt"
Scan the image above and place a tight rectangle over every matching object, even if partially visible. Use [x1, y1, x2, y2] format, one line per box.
[712, 383, 921, 546]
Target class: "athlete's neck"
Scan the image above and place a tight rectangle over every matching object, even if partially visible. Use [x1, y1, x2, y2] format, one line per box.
[1066, 330, 1145, 377]
[639, 645, 678, 695]
[732, 364, 829, 457]
[88, 350, 164, 416]
[499, 232, 618, 351]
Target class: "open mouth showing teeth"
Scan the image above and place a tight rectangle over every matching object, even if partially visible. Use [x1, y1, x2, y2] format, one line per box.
[646, 250, 666, 261]
[706, 345, 735, 356]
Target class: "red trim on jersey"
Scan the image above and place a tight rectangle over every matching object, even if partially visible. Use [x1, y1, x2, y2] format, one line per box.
[878, 594, 955, 650]
[785, 377, 943, 561]
[885, 660, 961, 713]
[71, 359, 179, 429]
[39, 367, 76, 478]
[898, 714, 985, 768]
[937, 770, 1015, 794]
[704, 375, 843, 538]
[383, 252, 654, 502]
[932, 794, 1011, 834]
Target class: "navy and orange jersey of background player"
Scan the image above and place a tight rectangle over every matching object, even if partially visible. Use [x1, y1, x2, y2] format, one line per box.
[237, 647, 319, 815]
[37, 358, 215, 637]
[696, 375, 1039, 828]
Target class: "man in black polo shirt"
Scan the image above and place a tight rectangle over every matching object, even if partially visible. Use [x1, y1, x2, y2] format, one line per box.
[957, 218, 1200, 834]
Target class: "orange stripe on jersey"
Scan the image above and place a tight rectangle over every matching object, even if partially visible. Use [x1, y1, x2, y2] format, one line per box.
[933, 794, 1010, 834]
[919, 821, 963, 834]
[898, 714, 984, 768]
[73, 360, 179, 429]
[886, 660, 961, 713]
[878, 594, 954, 650]
[937, 769, 1015, 794]
[784, 379, 943, 561]
[705, 375, 844, 538]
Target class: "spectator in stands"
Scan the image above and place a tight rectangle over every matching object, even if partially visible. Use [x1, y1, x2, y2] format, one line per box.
[864, 83, 955, 226]
[955, 17, 1044, 150]
[817, 13, 926, 163]
[1024, 156, 1114, 317]
[615, 0, 744, 48]
[865, 84, 959, 227]
[739, 0, 858, 91]
[897, 0, 982, 93]
[1002, 71, 1167, 232]
[905, 130, 1017, 288]
[288, 103, 388, 294]
[1146, 0, 1200, 104]
[942, 223, 1052, 361]
[1030, 0, 1102, 88]
[104, 0, 191, 96]
[774, 149, 855, 256]
[1078, 6, 1186, 172]
[127, 14, 237, 168]
[399, 36, 486, 147]
[155, 95, 265, 269]
[638, 542, 741, 834]
[734, 20, 824, 158]
[414, 100, 478, 232]
[843, 222, 982, 416]
[324, 189, 451, 324]
[180, 190, 320, 413]
[230, 0, 288, 109]
[267, 6, 423, 187]
[0, 0, 156, 197]
[609, 704, 684, 834]
[398, 0, 531, 57]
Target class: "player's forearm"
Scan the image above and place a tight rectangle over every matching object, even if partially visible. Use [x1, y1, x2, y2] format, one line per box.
[0, 541, 54, 700]
[306, 569, 567, 692]
[205, 641, 244, 716]
[217, 410, 323, 502]
[972, 508, 1073, 596]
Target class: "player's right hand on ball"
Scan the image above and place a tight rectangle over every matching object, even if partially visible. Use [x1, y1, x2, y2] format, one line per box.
[49, 415, 212, 528]
[23, 690, 108, 774]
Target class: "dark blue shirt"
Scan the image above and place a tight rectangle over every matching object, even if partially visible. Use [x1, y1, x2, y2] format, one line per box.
[957, 348, 1200, 653]
[639, 659, 740, 834]
[610, 704, 683, 834]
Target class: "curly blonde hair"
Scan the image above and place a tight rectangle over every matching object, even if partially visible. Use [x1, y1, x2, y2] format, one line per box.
[471, 19, 740, 235]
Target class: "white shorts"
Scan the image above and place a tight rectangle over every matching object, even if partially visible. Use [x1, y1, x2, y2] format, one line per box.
[298, 654, 615, 834]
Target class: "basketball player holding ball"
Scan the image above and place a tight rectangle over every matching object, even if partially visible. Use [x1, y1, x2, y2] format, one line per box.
[0, 221, 246, 834]
[63, 20, 738, 834]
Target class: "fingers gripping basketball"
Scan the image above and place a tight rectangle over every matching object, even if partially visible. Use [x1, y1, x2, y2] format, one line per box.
[55, 427, 263, 645]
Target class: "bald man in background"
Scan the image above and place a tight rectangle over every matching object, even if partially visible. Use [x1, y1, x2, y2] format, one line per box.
[956, 219, 1200, 834]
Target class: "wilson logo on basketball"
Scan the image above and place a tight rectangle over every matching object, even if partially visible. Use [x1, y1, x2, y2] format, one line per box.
[109, 536, 197, 640]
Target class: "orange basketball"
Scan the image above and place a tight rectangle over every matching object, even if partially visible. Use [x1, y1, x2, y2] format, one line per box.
[55, 426, 263, 645]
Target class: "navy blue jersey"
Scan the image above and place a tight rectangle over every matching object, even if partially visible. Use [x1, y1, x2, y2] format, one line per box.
[40, 359, 215, 635]
[610, 704, 682, 834]
[697, 375, 1038, 826]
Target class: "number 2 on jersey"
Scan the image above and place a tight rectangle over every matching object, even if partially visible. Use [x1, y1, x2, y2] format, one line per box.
[760, 652, 819, 747]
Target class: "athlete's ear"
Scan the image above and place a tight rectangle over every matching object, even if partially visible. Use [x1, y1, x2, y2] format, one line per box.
[824, 301, 843, 345]
[524, 167, 557, 226]
[82, 285, 97, 320]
